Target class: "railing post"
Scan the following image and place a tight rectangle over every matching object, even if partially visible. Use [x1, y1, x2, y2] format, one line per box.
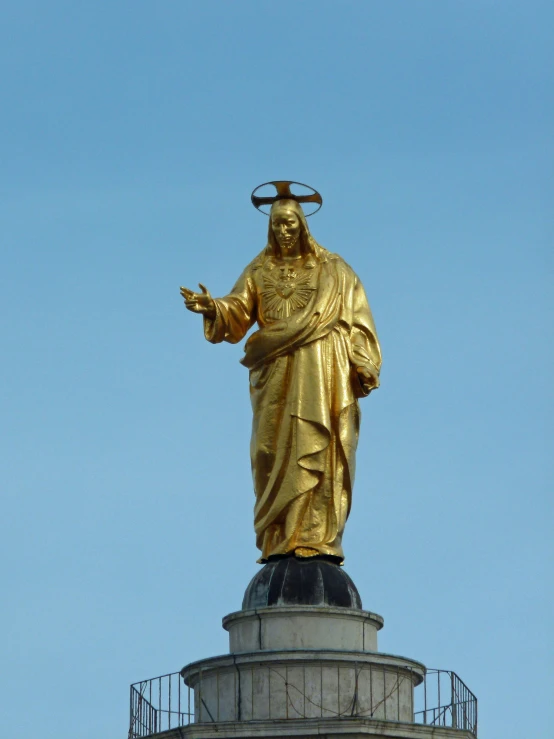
[168, 674, 171, 730]
[178, 673, 181, 727]
[451, 672, 457, 728]
[199, 667, 203, 723]
[129, 687, 134, 739]
[217, 667, 220, 721]
[423, 670, 427, 723]
[437, 670, 440, 722]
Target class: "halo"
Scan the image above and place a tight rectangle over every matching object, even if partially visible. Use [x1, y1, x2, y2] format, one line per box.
[251, 181, 323, 217]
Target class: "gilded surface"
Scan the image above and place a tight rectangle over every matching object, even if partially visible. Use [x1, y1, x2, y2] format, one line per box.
[180, 198, 381, 563]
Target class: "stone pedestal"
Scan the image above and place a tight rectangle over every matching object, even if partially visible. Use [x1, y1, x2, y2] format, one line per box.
[182, 605, 423, 726]
[224, 606, 383, 652]
[174, 559, 477, 739]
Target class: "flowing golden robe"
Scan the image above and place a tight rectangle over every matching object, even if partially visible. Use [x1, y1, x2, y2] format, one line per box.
[203, 237, 381, 563]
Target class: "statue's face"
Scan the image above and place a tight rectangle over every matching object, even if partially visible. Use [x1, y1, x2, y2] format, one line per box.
[271, 209, 301, 256]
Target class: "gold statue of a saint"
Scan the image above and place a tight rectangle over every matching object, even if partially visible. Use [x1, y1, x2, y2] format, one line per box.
[180, 182, 381, 564]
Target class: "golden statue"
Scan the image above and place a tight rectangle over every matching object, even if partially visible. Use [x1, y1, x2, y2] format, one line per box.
[180, 182, 381, 564]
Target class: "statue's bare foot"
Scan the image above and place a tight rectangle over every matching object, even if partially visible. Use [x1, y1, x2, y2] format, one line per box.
[294, 546, 320, 558]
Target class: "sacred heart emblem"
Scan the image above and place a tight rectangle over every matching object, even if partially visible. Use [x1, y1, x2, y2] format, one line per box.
[262, 265, 315, 318]
[277, 283, 295, 299]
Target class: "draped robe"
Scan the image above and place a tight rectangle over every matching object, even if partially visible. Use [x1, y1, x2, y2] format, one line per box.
[203, 242, 381, 563]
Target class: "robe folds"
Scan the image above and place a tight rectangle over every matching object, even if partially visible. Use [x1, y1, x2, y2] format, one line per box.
[203, 245, 381, 563]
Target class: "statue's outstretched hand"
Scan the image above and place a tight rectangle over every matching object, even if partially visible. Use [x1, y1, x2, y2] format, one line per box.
[180, 283, 216, 319]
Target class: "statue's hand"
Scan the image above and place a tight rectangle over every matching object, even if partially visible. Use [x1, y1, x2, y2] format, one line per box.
[356, 365, 379, 394]
[180, 283, 216, 319]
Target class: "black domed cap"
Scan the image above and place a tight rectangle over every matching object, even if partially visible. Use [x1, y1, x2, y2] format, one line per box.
[242, 556, 362, 610]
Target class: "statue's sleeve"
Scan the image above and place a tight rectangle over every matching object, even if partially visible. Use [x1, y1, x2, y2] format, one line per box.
[203, 266, 257, 344]
[349, 275, 382, 395]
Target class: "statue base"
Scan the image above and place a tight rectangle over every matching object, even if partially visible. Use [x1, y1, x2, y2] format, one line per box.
[224, 605, 384, 653]
[134, 563, 478, 739]
[175, 568, 476, 738]
[182, 604, 424, 726]
[242, 555, 362, 610]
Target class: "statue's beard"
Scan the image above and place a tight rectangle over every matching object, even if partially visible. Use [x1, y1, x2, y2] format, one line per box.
[278, 236, 299, 253]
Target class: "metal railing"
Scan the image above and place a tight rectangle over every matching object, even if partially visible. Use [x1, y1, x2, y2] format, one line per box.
[129, 672, 192, 738]
[415, 669, 477, 733]
[129, 665, 477, 738]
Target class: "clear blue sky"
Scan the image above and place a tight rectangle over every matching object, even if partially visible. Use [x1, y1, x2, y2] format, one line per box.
[1, 2, 552, 738]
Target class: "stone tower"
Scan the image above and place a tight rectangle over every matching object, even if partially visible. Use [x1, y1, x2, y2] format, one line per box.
[128, 557, 477, 739]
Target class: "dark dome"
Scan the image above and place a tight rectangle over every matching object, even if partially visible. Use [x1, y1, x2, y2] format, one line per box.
[242, 556, 362, 610]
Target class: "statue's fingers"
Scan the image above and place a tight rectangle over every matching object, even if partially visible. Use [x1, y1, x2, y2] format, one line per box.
[198, 282, 211, 296]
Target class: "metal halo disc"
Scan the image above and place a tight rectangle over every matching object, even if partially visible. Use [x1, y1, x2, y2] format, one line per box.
[251, 180, 323, 217]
